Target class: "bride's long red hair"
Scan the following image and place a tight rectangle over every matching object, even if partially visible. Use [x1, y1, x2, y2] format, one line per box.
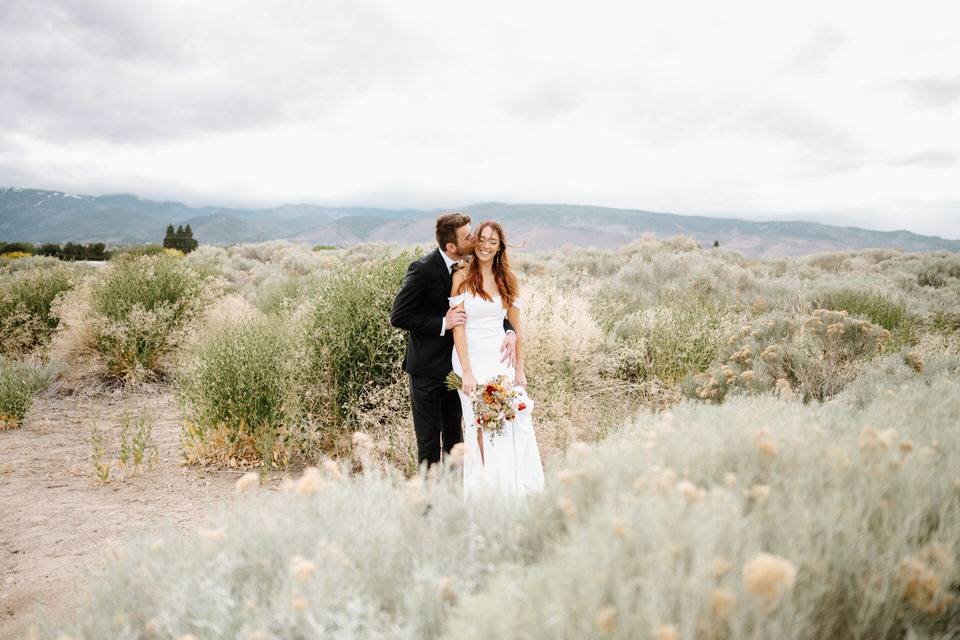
[457, 220, 518, 308]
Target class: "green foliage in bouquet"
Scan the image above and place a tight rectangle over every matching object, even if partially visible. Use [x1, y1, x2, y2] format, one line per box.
[444, 371, 463, 392]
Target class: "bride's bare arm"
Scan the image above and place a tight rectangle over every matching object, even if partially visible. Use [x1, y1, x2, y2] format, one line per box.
[451, 271, 476, 394]
[507, 294, 526, 386]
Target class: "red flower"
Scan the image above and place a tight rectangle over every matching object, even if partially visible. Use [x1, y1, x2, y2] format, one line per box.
[518, 403, 527, 411]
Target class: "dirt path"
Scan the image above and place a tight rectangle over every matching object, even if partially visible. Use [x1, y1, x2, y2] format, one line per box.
[0, 383, 274, 639]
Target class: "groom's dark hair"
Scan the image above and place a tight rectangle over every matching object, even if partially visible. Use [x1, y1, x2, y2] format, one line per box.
[436, 212, 471, 250]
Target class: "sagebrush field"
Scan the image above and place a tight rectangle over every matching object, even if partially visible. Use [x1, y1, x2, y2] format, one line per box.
[2, 236, 959, 639]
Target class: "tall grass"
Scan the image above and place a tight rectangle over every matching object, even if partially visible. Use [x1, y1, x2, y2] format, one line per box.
[176, 313, 305, 469]
[0, 356, 61, 429]
[303, 252, 413, 426]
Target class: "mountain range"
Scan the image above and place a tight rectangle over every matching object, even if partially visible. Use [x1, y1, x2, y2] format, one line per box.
[2, 186, 958, 258]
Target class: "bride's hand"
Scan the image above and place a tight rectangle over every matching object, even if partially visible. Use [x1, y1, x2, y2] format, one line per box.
[462, 371, 477, 396]
[514, 369, 527, 388]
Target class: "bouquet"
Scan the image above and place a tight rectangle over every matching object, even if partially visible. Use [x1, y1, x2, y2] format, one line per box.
[446, 372, 526, 439]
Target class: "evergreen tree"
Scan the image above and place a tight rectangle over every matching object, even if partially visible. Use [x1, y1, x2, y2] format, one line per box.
[183, 224, 198, 252]
[163, 224, 175, 249]
[62, 242, 81, 260]
[88, 242, 106, 260]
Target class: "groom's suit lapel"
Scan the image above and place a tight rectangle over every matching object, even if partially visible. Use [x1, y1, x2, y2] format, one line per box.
[431, 248, 452, 290]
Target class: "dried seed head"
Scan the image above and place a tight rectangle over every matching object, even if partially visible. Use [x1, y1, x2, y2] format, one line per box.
[595, 606, 617, 635]
[438, 576, 457, 603]
[197, 528, 226, 542]
[743, 553, 797, 601]
[652, 624, 680, 640]
[557, 496, 577, 519]
[677, 480, 704, 503]
[296, 467, 323, 496]
[292, 597, 309, 612]
[351, 431, 373, 450]
[710, 587, 736, 620]
[235, 472, 259, 494]
[289, 555, 316, 582]
[713, 557, 733, 580]
[747, 484, 771, 503]
[612, 517, 628, 538]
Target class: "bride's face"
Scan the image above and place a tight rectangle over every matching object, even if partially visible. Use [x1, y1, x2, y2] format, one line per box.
[474, 227, 501, 265]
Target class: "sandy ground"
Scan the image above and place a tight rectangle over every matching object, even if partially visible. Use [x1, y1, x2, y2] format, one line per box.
[0, 382, 278, 640]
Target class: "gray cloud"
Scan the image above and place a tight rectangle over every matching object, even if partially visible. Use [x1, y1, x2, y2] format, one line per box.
[0, 0, 432, 142]
[783, 25, 846, 74]
[1, 2, 958, 240]
[889, 76, 960, 108]
[889, 149, 959, 168]
[729, 100, 868, 176]
[504, 81, 586, 122]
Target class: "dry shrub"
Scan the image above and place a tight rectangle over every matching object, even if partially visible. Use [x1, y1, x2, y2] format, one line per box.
[302, 252, 412, 427]
[176, 309, 308, 470]
[350, 374, 419, 475]
[521, 278, 648, 457]
[0, 356, 61, 429]
[49, 254, 217, 386]
[0, 260, 87, 358]
[604, 295, 733, 385]
[688, 309, 891, 403]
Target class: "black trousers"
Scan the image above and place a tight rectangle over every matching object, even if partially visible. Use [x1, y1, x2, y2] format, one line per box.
[408, 374, 463, 468]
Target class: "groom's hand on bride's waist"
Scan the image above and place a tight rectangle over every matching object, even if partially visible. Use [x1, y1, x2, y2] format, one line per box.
[444, 308, 466, 331]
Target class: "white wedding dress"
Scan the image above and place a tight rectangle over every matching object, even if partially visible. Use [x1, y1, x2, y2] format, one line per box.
[449, 291, 545, 500]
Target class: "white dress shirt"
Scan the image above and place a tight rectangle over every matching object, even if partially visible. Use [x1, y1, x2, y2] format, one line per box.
[439, 247, 457, 336]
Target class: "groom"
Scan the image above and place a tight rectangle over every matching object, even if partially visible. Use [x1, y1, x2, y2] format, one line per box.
[390, 212, 516, 469]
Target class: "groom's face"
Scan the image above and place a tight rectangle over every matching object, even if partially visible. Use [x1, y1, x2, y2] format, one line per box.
[449, 223, 475, 259]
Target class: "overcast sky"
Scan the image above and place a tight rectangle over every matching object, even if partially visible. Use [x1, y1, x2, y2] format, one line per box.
[2, 0, 959, 238]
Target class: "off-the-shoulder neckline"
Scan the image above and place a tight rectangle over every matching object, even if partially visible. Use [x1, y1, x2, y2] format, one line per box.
[453, 292, 502, 299]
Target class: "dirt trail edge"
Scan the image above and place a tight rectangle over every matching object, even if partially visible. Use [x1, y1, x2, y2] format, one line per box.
[0, 384, 277, 640]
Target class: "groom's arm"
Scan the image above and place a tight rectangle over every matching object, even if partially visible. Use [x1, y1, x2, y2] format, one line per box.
[503, 318, 515, 334]
[390, 261, 443, 336]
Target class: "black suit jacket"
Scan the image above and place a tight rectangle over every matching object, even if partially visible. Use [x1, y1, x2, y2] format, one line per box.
[391, 248, 513, 379]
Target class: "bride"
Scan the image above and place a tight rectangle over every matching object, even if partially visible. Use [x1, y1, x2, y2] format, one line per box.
[449, 221, 545, 499]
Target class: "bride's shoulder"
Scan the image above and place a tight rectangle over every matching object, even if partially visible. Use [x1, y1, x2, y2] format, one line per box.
[451, 268, 468, 289]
